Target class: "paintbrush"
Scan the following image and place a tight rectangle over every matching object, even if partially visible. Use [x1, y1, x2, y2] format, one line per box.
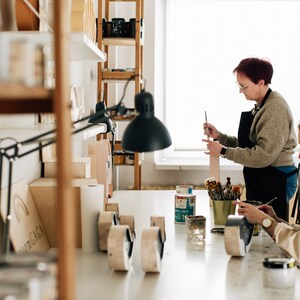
[205, 110, 210, 139]
[265, 197, 277, 206]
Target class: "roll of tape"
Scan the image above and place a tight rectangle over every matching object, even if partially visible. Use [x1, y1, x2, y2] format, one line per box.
[141, 227, 164, 273]
[119, 215, 135, 240]
[224, 215, 253, 257]
[107, 225, 134, 271]
[150, 216, 166, 242]
[98, 211, 117, 251]
[105, 203, 120, 222]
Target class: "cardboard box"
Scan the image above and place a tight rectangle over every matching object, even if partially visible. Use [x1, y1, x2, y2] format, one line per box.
[29, 177, 97, 248]
[88, 140, 113, 199]
[44, 157, 91, 178]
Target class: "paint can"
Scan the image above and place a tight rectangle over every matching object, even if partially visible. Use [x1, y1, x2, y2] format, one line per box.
[176, 185, 193, 195]
[174, 194, 196, 224]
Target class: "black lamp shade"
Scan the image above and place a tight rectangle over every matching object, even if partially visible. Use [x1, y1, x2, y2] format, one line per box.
[122, 90, 172, 152]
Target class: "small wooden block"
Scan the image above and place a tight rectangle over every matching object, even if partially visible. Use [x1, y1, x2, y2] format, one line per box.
[98, 211, 117, 251]
[105, 202, 120, 222]
[119, 215, 135, 240]
[150, 216, 166, 242]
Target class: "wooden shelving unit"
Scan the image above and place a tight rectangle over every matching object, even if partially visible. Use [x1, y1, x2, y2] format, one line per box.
[0, 86, 53, 113]
[0, 2, 106, 299]
[98, 0, 144, 190]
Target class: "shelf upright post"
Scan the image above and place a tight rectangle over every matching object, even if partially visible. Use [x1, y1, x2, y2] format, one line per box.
[54, 0, 76, 299]
[133, 0, 143, 190]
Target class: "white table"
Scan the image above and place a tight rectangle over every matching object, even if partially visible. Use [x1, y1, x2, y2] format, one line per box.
[76, 190, 300, 300]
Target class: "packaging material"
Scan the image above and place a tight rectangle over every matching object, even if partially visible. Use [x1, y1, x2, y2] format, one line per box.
[0, 179, 50, 253]
[29, 177, 97, 248]
[80, 184, 104, 253]
[44, 157, 91, 178]
[88, 140, 113, 200]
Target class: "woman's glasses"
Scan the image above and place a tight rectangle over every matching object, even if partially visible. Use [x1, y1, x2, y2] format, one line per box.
[235, 81, 250, 92]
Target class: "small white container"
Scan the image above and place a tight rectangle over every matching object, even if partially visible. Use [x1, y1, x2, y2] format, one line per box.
[263, 257, 296, 289]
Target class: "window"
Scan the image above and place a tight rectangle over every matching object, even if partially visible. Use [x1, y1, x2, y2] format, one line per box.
[163, 0, 300, 161]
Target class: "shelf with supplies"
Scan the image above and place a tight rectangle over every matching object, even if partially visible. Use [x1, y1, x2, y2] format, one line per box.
[0, 31, 106, 114]
[112, 140, 142, 166]
[101, 69, 143, 81]
[98, 0, 144, 190]
[0, 31, 107, 61]
[111, 107, 135, 120]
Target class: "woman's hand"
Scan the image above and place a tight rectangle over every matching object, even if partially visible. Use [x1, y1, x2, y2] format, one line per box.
[233, 201, 267, 224]
[257, 204, 277, 218]
[202, 139, 223, 156]
[258, 204, 285, 223]
[203, 122, 219, 139]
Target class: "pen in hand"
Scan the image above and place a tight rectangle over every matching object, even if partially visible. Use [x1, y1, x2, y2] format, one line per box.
[265, 197, 277, 206]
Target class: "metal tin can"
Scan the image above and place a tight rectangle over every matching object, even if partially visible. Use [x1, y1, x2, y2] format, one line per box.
[176, 185, 193, 195]
[174, 194, 196, 224]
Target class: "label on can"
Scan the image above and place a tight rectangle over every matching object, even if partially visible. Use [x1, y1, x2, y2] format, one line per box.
[174, 194, 196, 223]
[176, 185, 193, 195]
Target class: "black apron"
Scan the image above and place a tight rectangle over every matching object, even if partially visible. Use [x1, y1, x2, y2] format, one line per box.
[238, 89, 296, 221]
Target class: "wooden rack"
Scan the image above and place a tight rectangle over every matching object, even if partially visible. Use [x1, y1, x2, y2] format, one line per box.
[97, 0, 144, 190]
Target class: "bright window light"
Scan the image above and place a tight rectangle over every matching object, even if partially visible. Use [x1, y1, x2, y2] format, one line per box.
[165, 0, 300, 158]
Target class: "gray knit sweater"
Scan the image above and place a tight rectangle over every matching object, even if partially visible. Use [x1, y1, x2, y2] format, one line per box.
[217, 91, 297, 168]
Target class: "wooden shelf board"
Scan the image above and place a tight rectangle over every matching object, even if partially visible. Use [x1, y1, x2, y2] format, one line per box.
[0, 85, 51, 99]
[0, 100, 53, 114]
[102, 71, 136, 80]
[0, 85, 53, 113]
[103, 37, 136, 46]
[101, 72, 143, 85]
